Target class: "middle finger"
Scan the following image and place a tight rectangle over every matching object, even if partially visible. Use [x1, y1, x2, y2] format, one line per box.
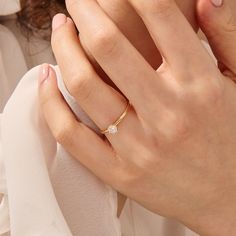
[66, 0, 167, 109]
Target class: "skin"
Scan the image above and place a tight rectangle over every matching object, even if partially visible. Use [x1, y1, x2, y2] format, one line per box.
[38, 0, 236, 235]
[55, 0, 198, 216]
[80, 0, 197, 87]
[91, 0, 197, 216]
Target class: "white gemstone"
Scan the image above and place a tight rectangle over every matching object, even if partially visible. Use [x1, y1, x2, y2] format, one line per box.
[108, 125, 118, 134]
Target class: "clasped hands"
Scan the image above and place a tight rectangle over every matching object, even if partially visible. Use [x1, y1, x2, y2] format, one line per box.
[38, 0, 236, 235]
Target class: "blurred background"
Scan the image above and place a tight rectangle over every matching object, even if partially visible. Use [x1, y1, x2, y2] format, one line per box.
[0, 0, 66, 112]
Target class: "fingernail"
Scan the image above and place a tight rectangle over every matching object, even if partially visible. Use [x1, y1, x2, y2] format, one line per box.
[52, 13, 67, 31]
[211, 0, 223, 7]
[39, 64, 49, 84]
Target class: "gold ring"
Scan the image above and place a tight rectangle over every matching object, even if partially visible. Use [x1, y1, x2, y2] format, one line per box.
[101, 101, 131, 135]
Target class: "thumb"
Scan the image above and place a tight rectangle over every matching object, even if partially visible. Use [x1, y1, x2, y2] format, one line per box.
[197, 0, 236, 79]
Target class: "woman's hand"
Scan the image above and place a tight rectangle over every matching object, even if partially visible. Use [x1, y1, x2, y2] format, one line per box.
[38, 0, 236, 235]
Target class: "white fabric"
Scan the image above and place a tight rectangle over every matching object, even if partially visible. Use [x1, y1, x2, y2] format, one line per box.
[0, 0, 20, 16]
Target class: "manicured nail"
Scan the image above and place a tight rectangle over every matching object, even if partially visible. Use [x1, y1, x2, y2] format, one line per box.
[52, 13, 67, 31]
[211, 0, 223, 7]
[39, 64, 49, 84]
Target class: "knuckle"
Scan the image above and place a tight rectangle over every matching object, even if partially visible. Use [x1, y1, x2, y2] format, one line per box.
[169, 116, 190, 141]
[54, 120, 75, 145]
[195, 80, 224, 110]
[204, 85, 224, 109]
[90, 27, 120, 57]
[137, 0, 175, 16]
[67, 70, 95, 102]
[179, 76, 224, 111]
[160, 112, 190, 142]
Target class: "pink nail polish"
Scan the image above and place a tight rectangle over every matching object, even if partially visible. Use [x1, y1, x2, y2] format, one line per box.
[211, 0, 223, 7]
[52, 13, 67, 31]
[39, 64, 49, 84]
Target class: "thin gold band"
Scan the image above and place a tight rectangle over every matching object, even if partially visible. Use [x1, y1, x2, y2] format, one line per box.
[101, 101, 131, 135]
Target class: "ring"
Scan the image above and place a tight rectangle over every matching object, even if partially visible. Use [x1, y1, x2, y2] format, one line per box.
[100, 101, 131, 135]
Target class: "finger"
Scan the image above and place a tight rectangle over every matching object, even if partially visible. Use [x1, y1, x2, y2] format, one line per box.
[127, 0, 217, 75]
[197, 0, 236, 79]
[51, 14, 126, 129]
[38, 64, 121, 186]
[66, 0, 164, 108]
[96, 0, 161, 69]
[51, 14, 144, 155]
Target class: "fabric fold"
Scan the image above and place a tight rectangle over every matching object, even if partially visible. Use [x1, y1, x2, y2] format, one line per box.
[0, 65, 121, 236]
[1, 66, 73, 236]
[0, 113, 10, 235]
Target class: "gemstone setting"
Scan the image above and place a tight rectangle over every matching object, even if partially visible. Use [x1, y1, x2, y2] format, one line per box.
[108, 125, 118, 134]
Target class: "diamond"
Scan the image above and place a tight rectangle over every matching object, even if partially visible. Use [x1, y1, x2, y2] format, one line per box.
[108, 125, 118, 134]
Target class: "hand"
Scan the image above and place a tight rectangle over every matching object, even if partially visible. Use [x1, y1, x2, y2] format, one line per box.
[48, 0, 198, 216]
[39, 0, 236, 235]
